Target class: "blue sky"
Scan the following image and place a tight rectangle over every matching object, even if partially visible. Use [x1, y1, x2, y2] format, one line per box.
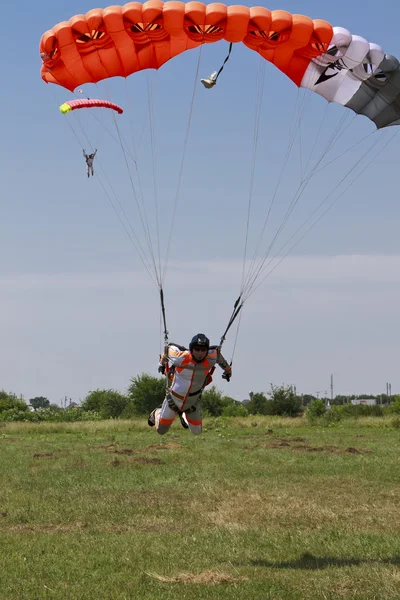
[2, 0, 400, 404]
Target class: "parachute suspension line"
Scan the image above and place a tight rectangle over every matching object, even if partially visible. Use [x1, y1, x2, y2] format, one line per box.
[51, 88, 91, 153]
[240, 89, 305, 295]
[147, 74, 163, 281]
[306, 129, 376, 180]
[303, 110, 355, 184]
[85, 109, 138, 166]
[112, 113, 162, 287]
[302, 100, 329, 182]
[243, 129, 397, 302]
[127, 80, 148, 164]
[240, 57, 266, 294]
[94, 157, 158, 282]
[51, 89, 158, 285]
[264, 111, 357, 256]
[94, 170, 158, 287]
[297, 87, 304, 182]
[241, 99, 358, 298]
[228, 302, 245, 365]
[68, 51, 161, 285]
[161, 44, 204, 285]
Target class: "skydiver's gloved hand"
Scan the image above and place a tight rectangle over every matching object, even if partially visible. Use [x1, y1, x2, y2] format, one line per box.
[158, 354, 168, 374]
[222, 367, 232, 382]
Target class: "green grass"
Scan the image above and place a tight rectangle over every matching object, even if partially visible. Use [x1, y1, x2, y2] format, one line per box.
[0, 416, 399, 599]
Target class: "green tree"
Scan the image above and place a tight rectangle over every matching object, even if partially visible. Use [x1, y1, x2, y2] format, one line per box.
[269, 385, 302, 417]
[0, 391, 27, 413]
[222, 401, 248, 417]
[307, 398, 327, 419]
[29, 397, 50, 411]
[246, 392, 269, 415]
[301, 394, 317, 406]
[127, 374, 166, 415]
[81, 389, 128, 419]
[201, 386, 227, 416]
[390, 397, 400, 414]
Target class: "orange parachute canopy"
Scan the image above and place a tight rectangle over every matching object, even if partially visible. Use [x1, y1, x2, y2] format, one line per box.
[40, 1, 333, 91]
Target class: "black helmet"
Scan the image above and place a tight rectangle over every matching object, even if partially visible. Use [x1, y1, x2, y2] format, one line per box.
[189, 333, 210, 352]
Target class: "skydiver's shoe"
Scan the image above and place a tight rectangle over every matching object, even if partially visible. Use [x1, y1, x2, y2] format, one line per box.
[148, 409, 156, 427]
[178, 411, 189, 429]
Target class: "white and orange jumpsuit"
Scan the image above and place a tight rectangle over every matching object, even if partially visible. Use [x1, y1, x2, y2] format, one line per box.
[154, 344, 231, 435]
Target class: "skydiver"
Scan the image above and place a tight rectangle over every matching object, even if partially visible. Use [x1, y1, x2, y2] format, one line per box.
[148, 333, 232, 435]
[83, 148, 97, 177]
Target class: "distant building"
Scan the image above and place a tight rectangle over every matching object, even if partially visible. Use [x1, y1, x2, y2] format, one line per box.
[351, 398, 377, 406]
[66, 401, 79, 409]
[242, 399, 251, 405]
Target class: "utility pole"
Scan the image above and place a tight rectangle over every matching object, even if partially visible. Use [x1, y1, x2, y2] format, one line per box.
[330, 374, 334, 401]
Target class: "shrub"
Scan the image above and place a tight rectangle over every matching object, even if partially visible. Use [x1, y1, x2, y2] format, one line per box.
[307, 399, 327, 421]
[389, 398, 400, 414]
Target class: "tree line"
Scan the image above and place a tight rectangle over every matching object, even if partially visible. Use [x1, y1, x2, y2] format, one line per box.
[0, 376, 399, 423]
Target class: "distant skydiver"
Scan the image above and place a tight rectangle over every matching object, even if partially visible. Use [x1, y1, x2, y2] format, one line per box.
[148, 333, 232, 435]
[83, 148, 97, 177]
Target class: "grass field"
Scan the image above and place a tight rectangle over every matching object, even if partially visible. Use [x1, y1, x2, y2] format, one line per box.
[0, 416, 399, 599]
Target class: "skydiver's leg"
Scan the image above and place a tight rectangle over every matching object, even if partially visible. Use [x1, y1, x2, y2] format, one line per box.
[185, 404, 202, 435]
[87, 166, 90, 178]
[151, 397, 176, 435]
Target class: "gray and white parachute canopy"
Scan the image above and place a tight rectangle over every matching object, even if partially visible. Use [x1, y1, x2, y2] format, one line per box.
[300, 26, 400, 129]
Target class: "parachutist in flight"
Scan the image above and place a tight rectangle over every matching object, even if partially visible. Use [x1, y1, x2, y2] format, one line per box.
[148, 333, 232, 435]
[83, 148, 97, 177]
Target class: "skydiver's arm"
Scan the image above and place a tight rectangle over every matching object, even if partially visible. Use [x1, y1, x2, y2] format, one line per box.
[216, 349, 230, 371]
[217, 349, 232, 380]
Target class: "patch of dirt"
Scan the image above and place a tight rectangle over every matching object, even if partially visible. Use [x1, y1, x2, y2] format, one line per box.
[146, 569, 247, 585]
[110, 456, 163, 467]
[0, 437, 16, 442]
[7, 522, 90, 533]
[94, 442, 182, 456]
[132, 457, 163, 464]
[246, 438, 372, 454]
[32, 452, 54, 459]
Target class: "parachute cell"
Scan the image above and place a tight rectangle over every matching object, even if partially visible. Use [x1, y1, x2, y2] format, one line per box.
[59, 99, 124, 114]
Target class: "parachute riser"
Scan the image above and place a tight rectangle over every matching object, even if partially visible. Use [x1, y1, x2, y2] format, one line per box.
[159, 286, 172, 390]
[217, 294, 243, 362]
